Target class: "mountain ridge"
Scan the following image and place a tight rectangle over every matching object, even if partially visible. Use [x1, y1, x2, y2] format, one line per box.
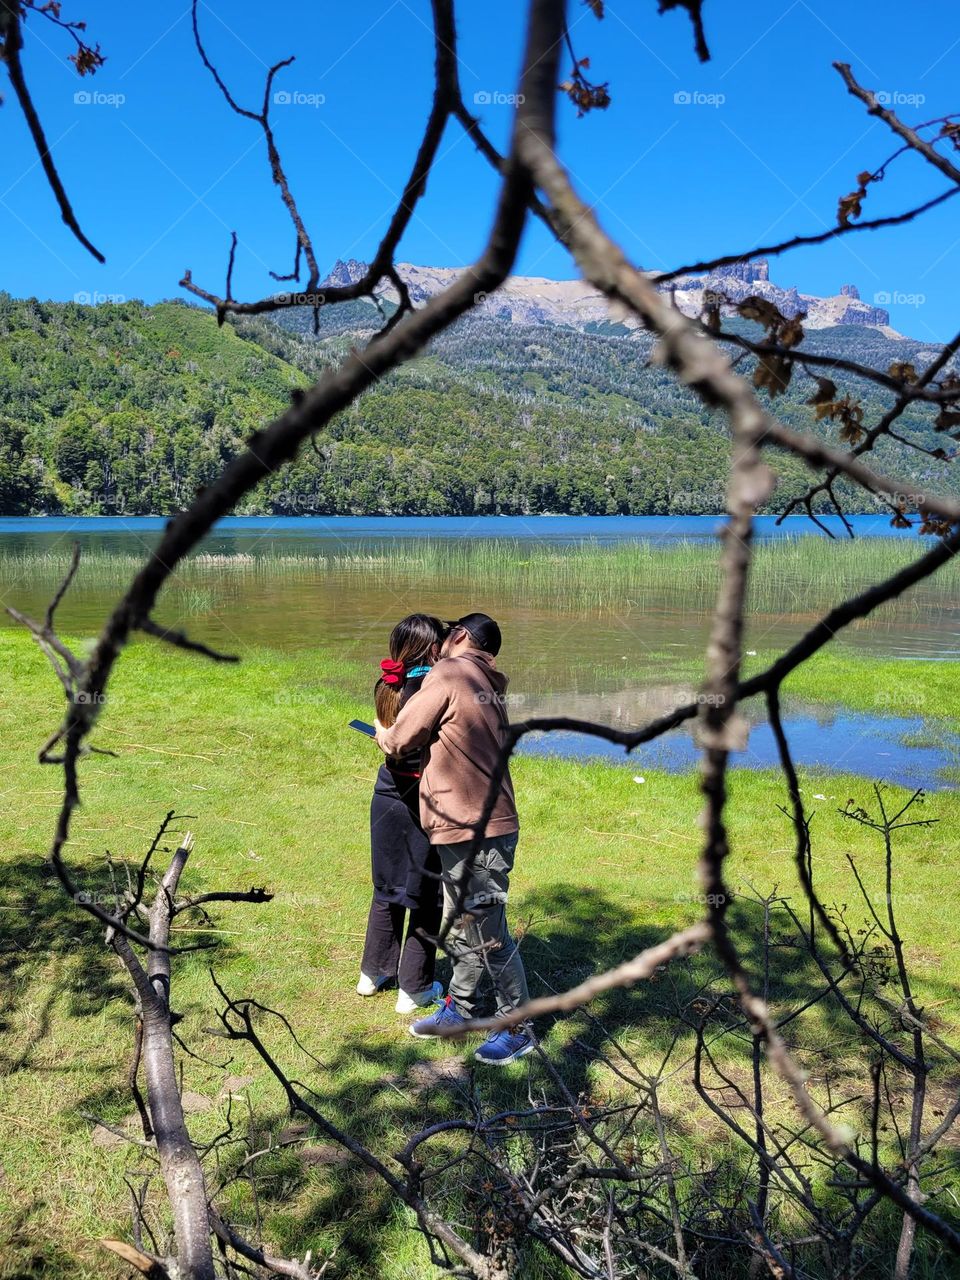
[0, 292, 953, 518]
[322, 256, 901, 339]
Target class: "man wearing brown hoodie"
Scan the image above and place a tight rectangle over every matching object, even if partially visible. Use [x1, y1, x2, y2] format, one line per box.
[374, 613, 533, 1065]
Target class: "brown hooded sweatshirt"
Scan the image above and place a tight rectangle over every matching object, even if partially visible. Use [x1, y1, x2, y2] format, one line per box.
[374, 650, 519, 845]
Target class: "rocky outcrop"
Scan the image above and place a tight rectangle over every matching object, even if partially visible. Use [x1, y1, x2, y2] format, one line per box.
[839, 302, 890, 326]
[324, 258, 368, 288]
[683, 272, 804, 319]
[319, 258, 897, 337]
[709, 259, 770, 284]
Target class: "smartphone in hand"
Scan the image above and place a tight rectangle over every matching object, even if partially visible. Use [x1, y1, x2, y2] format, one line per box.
[349, 719, 376, 737]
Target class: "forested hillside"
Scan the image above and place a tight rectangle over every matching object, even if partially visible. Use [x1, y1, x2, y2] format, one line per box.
[0, 294, 308, 515]
[1, 291, 955, 516]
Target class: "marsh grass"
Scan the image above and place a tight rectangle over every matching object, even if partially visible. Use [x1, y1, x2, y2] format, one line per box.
[2, 535, 957, 619]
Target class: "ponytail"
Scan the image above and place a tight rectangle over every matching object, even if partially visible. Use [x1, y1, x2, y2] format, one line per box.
[375, 677, 402, 728]
[374, 613, 446, 728]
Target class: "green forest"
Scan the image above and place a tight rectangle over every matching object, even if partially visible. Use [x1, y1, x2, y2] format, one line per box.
[0, 291, 954, 516]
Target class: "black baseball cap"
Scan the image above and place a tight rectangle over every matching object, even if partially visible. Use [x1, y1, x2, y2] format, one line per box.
[445, 612, 502, 656]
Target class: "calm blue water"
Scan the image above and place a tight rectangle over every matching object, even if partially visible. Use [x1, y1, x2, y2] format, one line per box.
[0, 513, 929, 547]
[520, 712, 959, 791]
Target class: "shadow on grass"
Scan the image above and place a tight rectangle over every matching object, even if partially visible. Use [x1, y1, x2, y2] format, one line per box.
[206, 883, 960, 1279]
[5, 872, 958, 1278]
[2, 1200, 84, 1280]
[0, 851, 250, 1278]
[0, 858, 129, 1075]
[0, 852, 246, 1074]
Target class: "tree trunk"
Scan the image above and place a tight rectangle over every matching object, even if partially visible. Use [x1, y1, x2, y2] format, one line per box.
[113, 836, 216, 1280]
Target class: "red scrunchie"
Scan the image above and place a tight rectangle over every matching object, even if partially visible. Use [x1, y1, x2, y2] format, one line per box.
[380, 658, 406, 686]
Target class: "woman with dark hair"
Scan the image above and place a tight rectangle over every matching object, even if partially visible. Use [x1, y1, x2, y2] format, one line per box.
[357, 613, 447, 1013]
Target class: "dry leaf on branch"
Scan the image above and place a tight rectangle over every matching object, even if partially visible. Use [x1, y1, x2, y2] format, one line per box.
[813, 393, 865, 444]
[919, 511, 954, 535]
[806, 377, 838, 405]
[779, 315, 805, 349]
[837, 170, 875, 226]
[701, 289, 723, 335]
[559, 59, 612, 116]
[69, 43, 105, 76]
[754, 353, 793, 398]
[736, 296, 784, 329]
[735, 297, 805, 394]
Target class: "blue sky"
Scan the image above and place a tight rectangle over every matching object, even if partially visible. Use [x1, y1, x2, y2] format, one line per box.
[4, 0, 959, 339]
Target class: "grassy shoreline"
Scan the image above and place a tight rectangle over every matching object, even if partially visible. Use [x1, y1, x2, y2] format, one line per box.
[2, 630, 959, 1275]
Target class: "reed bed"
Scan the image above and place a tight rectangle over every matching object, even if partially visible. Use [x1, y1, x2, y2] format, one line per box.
[1, 536, 956, 617]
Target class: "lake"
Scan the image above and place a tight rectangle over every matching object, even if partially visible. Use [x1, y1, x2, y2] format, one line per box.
[0, 512, 928, 545]
[1, 515, 957, 787]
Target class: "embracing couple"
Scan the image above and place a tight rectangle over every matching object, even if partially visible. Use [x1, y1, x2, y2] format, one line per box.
[356, 612, 534, 1066]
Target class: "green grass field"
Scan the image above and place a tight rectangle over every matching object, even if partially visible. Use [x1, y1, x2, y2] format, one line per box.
[1, 629, 958, 1278]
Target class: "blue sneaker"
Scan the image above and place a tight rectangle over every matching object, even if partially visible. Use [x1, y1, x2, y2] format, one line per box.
[409, 995, 469, 1039]
[474, 1030, 536, 1065]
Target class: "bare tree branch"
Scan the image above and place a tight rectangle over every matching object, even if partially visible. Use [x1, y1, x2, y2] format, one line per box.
[0, 1, 105, 260]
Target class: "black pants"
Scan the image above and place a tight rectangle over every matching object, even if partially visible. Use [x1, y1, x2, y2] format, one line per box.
[364, 763, 441, 992]
[360, 893, 442, 994]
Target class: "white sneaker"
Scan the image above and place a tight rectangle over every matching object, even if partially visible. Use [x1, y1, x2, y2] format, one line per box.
[395, 981, 444, 1014]
[356, 973, 392, 997]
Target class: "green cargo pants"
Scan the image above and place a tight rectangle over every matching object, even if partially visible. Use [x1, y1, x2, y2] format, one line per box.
[436, 832, 529, 1020]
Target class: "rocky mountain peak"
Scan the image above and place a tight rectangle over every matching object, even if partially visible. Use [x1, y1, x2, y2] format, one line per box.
[711, 259, 769, 284]
[324, 258, 369, 287]
[317, 258, 897, 338]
